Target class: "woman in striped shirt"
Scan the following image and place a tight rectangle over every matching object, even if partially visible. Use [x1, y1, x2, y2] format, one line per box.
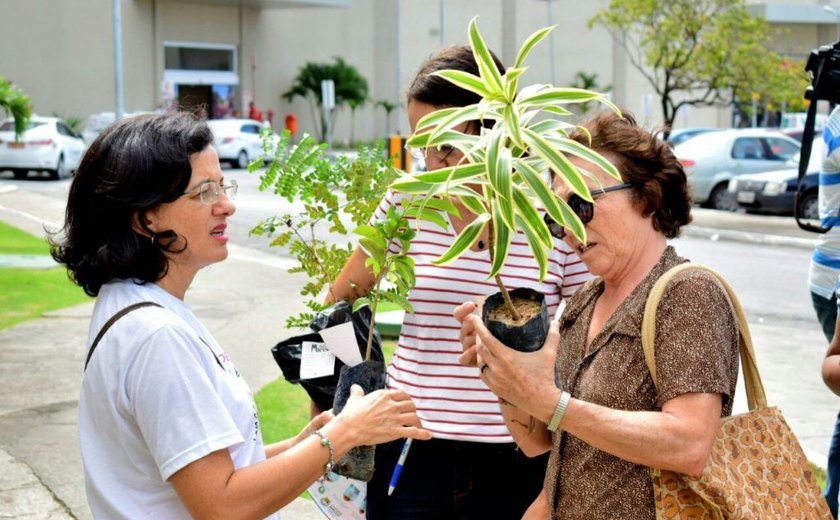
[329, 45, 591, 520]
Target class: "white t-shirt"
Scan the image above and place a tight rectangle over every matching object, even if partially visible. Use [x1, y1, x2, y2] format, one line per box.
[810, 106, 840, 300]
[79, 279, 277, 519]
[373, 192, 592, 442]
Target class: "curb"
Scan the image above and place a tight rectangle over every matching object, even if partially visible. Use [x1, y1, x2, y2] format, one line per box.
[683, 225, 818, 251]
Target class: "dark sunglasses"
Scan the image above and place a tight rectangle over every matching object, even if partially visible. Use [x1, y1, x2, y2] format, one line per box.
[544, 183, 634, 239]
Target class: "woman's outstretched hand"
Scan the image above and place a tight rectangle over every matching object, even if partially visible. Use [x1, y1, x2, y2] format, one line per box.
[333, 385, 432, 447]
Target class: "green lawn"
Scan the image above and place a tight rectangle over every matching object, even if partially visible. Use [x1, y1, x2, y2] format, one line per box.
[0, 221, 91, 330]
[256, 340, 395, 444]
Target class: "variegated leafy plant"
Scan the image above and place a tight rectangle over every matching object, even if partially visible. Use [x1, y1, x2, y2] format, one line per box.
[391, 18, 621, 317]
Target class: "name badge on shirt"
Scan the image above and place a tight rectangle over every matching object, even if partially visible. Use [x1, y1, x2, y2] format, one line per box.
[300, 341, 335, 379]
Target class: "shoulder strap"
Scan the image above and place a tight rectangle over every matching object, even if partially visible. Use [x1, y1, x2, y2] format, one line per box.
[795, 100, 830, 233]
[640, 263, 767, 409]
[84, 302, 163, 370]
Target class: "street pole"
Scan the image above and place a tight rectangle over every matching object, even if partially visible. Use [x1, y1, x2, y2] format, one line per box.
[395, 0, 402, 136]
[113, 0, 124, 119]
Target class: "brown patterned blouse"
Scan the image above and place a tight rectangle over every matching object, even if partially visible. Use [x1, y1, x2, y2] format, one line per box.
[545, 246, 740, 520]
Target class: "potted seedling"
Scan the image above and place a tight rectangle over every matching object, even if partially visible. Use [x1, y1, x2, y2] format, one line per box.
[391, 18, 621, 352]
[252, 132, 433, 480]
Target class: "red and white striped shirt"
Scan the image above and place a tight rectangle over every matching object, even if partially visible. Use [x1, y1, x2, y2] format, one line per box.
[374, 192, 592, 443]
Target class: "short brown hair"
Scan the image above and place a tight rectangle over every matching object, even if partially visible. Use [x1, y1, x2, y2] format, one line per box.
[568, 110, 692, 239]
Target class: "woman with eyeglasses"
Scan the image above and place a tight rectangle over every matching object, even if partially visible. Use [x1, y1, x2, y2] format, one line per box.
[327, 45, 592, 520]
[50, 111, 430, 519]
[455, 110, 741, 520]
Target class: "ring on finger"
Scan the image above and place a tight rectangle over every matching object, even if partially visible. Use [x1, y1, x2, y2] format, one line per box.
[480, 364, 489, 374]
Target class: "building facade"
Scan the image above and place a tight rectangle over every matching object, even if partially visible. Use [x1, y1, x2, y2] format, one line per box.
[1, 0, 838, 143]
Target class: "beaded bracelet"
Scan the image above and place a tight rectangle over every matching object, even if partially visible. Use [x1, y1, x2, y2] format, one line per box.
[311, 430, 335, 481]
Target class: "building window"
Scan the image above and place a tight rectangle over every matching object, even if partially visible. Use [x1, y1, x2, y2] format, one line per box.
[164, 43, 236, 72]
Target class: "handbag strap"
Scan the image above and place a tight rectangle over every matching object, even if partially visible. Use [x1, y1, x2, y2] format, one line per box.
[641, 263, 767, 409]
[84, 302, 162, 370]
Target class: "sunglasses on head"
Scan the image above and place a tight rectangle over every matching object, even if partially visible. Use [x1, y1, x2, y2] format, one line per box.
[544, 183, 634, 240]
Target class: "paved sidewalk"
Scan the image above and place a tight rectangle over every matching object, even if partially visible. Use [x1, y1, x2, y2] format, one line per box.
[0, 186, 834, 518]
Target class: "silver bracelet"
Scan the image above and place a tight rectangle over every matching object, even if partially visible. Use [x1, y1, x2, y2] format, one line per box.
[547, 391, 571, 432]
[311, 430, 335, 481]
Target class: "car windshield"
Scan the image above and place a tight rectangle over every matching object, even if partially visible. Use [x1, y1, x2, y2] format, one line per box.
[0, 121, 47, 132]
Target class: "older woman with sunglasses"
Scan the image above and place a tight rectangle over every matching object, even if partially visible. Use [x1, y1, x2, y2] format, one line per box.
[455, 110, 740, 520]
[329, 45, 592, 520]
[51, 111, 430, 519]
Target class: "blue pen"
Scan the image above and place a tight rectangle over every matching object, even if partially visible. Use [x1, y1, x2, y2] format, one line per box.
[387, 438, 413, 496]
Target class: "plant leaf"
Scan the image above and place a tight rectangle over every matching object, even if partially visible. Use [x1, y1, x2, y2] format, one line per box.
[522, 127, 591, 201]
[432, 69, 492, 98]
[518, 87, 604, 107]
[469, 18, 504, 93]
[428, 105, 482, 143]
[544, 135, 621, 181]
[513, 186, 552, 248]
[513, 26, 555, 69]
[515, 214, 549, 281]
[505, 104, 525, 149]
[486, 129, 513, 214]
[459, 194, 488, 216]
[411, 162, 485, 183]
[432, 213, 490, 265]
[413, 107, 459, 133]
[488, 199, 512, 279]
[352, 297, 371, 313]
[514, 158, 585, 243]
[405, 206, 449, 229]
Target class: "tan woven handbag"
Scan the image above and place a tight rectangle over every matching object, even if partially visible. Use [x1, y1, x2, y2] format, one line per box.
[642, 263, 832, 519]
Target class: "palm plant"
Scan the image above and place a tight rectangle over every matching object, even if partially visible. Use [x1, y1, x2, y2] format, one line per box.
[282, 57, 369, 143]
[391, 19, 620, 343]
[0, 76, 32, 139]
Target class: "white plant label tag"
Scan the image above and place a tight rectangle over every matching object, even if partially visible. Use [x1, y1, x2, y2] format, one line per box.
[319, 321, 364, 367]
[300, 341, 335, 379]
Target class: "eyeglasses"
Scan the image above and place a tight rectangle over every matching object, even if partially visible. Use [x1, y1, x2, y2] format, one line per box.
[182, 179, 238, 205]
[544, 183, 634, 239]
[405, 144, 457, 164]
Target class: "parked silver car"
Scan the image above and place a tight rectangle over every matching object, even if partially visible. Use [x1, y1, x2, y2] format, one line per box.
[0, 116, 85, 180]
[674, 129, 801, 210]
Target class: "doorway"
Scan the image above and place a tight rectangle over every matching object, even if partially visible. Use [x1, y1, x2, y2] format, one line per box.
[177, 85, 212, 118]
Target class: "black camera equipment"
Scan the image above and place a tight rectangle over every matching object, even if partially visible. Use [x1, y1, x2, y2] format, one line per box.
[795, 40, 840, 232]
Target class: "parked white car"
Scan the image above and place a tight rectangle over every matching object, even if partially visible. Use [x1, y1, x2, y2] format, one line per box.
[0, 116, 86, 180]
[674, 129, 801, 211]
[81, 111, 150, 145]
[207, 118, 277, 169]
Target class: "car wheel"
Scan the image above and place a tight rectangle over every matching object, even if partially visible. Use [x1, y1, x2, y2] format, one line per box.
[709, 184, 737, 211]
[235, 150, 248, 169]
[50, 155, 67, 180]
[799, 192, 819, 220]
[12, 169, 27, 180]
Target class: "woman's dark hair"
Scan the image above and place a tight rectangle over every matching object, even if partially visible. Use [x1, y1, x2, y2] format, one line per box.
[50, 111, 214, 296]
[407, 44, 505, 129]
[568, 110, 693, 239]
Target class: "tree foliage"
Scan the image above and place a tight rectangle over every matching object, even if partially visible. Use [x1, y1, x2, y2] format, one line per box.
[250, 131, 415, 349]
[0, 76, 32, 138]
[282, 57, 369, 142]
[590, 0, 805, 134]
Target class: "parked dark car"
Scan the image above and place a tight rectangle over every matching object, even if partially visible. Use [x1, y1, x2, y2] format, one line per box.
[728, 137, 823, 219]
